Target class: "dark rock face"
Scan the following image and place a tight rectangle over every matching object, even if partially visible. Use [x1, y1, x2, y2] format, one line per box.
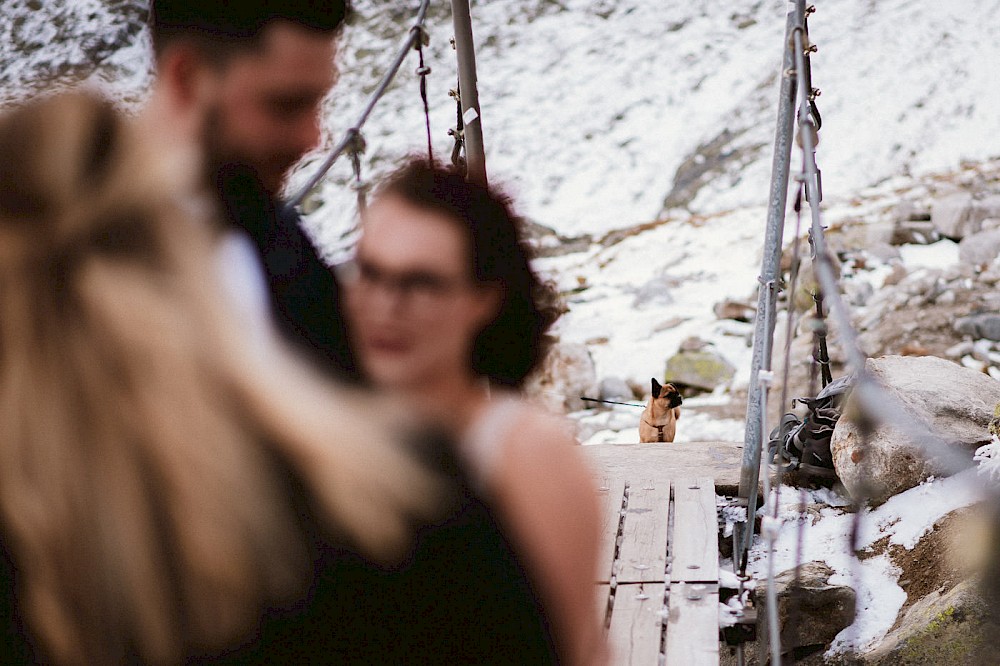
[757, 561, 857, 662]
[661, 126, 767, 212]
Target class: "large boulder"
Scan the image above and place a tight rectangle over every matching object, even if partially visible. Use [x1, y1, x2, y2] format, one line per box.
[864, 579, 992, 665]
[757, 561, 856, 662]
[958, 228, 1000, 266]
[665, 348, 736, 392]
[831, 356, 1000, 504]
[932, 193, 1000, 240]
[524, 341, 598, 413]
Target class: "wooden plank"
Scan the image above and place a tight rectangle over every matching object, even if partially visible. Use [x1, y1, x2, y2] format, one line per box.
[608, 583, 665, 666]
[671, 477, 718, 583]
[595, 478, 626, 583]
[583, 441, 746, 494]
[617, 480, 671, 584]
[665, 583, 719, 665]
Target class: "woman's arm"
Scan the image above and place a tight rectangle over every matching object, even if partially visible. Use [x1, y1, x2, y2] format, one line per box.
[491, 412, 608, 666]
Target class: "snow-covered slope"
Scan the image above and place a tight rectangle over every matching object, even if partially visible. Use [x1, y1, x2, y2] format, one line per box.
[295, 0, 1000, 245]
[4, 1, 997, 241]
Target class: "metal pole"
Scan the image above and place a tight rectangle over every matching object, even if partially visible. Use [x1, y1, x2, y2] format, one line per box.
[738, 5, 799, 502]
[450, 0, 487, 185]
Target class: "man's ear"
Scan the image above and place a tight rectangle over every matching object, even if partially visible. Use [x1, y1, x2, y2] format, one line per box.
[157, 43, 218, 109]
[651, 377, 662, 397]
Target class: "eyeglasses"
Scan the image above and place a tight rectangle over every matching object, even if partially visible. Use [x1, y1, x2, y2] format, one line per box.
[336, 258, 475, 309]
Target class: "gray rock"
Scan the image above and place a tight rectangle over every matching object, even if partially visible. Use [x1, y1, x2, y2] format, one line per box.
[679, 335, 707, 352]
[598, 376, 633, 402]
[524, 341, 598, 413]
[864, 579, 992, 665]
[831, 355, 1000, 504]
[932, 193, 1000, 240]
[892, 200, 931, 224]
[958, 228, 1000, 266]
[844, 279, 874, 307]
[653, 316, 686, 333]
[936, 290, 957, 306]
[758, 561, 856, 660]
[714, 298, 756, 322]
[892, 220, 940, 245]
[828, 220, 895, 253]
[665, 349, 735, 391]
[932, 193, 975, 239]
[867, 242, 902, 264]
[981, 217, 1000, 232]
[631, 275, 675, 309]
[882, 263, 908, 287]
[955, 314, 1000, 341]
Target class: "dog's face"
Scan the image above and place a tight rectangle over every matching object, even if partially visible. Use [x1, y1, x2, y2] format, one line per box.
[651, 378, 683, 409]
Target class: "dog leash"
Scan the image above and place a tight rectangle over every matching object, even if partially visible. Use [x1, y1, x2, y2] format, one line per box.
[580, 397, 645, 408]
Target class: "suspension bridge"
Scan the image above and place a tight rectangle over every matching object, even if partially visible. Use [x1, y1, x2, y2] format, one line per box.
[295, 1, 997, 664]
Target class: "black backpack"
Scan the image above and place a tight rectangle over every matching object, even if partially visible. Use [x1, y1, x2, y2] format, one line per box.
[768, 374, 853, 482]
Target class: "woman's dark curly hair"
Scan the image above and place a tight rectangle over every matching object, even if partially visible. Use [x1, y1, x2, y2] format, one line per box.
[375, 158, 561, 389]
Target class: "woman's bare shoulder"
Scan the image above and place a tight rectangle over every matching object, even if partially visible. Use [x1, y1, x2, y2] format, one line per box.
[496, 400, 596, 484]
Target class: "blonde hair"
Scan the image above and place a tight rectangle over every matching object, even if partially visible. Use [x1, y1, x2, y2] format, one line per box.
[0, 92, 439, 663]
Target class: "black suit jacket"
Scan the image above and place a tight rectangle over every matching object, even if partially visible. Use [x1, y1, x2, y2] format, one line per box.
[216, 166, 359, 383]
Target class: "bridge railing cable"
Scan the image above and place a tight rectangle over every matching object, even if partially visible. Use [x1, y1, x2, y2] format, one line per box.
[287, 0, 432, 210]
[737, 2, 998, 663]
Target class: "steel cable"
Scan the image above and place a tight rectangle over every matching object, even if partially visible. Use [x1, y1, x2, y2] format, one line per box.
[287, 0, 433, 210]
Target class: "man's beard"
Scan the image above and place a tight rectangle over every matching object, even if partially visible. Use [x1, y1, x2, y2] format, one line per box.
[200, 106, 301, 202]
[202, 108, 274, 236]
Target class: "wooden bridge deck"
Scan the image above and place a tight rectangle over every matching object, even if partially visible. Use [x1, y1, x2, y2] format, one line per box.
[584, 442, 740, 665]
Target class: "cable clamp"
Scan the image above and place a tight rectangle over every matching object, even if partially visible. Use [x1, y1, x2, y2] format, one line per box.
[410, 25, 430, 47]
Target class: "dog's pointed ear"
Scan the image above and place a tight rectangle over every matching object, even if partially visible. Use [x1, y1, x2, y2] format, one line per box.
[651, 378, 662, 397]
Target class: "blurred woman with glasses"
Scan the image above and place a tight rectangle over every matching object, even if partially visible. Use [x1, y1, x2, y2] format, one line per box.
[341, 159, 607, 666]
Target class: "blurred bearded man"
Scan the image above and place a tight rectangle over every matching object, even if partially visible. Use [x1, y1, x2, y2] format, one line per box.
[143, 0, 358, 381]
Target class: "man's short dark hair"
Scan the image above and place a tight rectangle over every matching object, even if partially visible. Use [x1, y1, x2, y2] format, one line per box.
[149, 0, 351, 58]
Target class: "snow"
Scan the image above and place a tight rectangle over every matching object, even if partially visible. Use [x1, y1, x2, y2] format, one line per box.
[974, 436, 1000, 483]
[898, 238, 960, 270]
[748, 472, 987, 654]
